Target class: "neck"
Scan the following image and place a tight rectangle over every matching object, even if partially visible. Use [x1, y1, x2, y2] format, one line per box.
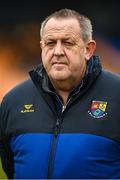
[57, 90, 70, 105]
[51, 79, 82, 105]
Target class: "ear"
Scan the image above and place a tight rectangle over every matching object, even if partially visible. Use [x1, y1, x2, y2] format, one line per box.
[40, 40, 43, 49]
[40, 40, 46, 49]
[85, 40, 96, 60]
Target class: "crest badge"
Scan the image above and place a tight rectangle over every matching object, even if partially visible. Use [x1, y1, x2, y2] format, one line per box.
[88, 100, 107, 118]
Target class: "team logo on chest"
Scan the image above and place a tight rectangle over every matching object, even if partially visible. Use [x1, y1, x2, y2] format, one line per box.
[88, 100, 107, 118]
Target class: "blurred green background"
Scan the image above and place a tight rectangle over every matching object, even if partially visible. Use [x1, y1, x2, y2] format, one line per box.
[0, 159, 7, 179]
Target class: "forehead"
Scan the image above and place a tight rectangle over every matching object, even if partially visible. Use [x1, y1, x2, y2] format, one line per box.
[43, 17, 81, 38]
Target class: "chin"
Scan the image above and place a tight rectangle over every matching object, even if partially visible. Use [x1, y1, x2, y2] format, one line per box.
[54, 71, 66, 77]
[51, 75, 67, 81]
[53, 76, 66, 81]
[49, 70, 70, 80]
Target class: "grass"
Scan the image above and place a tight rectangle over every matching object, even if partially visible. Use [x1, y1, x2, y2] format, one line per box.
[0, 159, 7, 179]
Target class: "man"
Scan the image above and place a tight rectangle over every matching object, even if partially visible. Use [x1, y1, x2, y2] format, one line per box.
[0, 8, 120, 179]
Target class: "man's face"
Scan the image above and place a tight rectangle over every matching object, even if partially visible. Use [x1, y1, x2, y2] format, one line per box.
[41, 18, 89, 84]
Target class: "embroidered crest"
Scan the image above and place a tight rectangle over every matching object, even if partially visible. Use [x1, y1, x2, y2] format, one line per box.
[88, 100, 107, 118]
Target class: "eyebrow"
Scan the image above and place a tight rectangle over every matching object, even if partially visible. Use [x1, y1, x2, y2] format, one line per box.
[44, 36, 75, 41]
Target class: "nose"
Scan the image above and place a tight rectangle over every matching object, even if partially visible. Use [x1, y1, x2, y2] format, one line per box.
[53, 41, 64, 56]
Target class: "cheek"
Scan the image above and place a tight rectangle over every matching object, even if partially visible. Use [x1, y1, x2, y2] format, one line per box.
[42, 49, 53, 64]
[69, 54, 85, 70]
[42, 50, 55, 72]
[65, 49, 79, 61]
[65, 47, 81, 58]
[64, 49, 74, 61]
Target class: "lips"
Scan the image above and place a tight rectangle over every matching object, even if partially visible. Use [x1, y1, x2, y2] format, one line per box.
[52, 62, 67, 71]
[52, 61, 67, 65]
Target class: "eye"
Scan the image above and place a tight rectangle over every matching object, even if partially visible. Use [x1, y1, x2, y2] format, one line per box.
[63, 41, 75, 46]
[45, 41, 56, 46]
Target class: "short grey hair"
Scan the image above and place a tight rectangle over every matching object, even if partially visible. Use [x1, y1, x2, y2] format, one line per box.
[40, 8, 93, 42]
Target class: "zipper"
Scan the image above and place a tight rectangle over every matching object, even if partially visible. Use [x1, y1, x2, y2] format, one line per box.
[47, 118, 61, 179]
[62, 97, 71, 112]
[47, 99, 70, 179]
[54, 118, 61, 137]
[47, 83, 83, 178]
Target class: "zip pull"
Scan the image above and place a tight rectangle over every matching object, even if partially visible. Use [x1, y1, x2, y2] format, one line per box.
[54, 119, 60, 137]
[62, 105, 66, 112]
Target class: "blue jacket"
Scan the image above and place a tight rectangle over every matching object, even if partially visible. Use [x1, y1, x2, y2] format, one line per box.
[1, 56, 120, 179]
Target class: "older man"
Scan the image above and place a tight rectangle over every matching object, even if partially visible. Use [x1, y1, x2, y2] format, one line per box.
[0, 8, 120, 179]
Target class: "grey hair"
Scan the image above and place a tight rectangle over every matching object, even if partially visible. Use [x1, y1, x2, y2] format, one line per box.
[40, 8, 93, 42]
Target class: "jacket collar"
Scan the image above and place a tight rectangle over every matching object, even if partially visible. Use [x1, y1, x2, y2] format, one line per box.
[29, 55, 102, 94]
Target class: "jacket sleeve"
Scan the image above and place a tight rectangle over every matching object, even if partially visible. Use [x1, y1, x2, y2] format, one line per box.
[0, 97, 14, 179]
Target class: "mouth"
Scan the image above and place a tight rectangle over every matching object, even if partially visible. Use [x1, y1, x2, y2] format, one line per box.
[52, 61, 67, 65]
[52, 62, 67, 70]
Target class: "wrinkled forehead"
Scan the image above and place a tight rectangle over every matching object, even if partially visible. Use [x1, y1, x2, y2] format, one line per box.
[43, 17, 81, 37]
